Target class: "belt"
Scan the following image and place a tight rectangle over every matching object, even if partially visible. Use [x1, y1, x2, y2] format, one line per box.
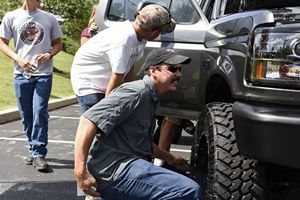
[143, 156, 153, 162]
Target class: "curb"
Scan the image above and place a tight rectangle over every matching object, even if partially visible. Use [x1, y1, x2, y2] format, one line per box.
[0, 96, 77, 125]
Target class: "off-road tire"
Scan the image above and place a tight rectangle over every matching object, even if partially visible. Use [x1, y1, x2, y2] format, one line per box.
[190, 102, 264, 199]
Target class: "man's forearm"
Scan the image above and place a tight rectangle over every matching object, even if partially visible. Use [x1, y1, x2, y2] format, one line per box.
[105, 73, 124, 96]
[74, 116, 97, 176]
[153, 143, 189, 171]
[123, 66, 134, 82]
[0, 38, 19, 62]
[74, 116, 100, 197]
[49, 38, 62, 57]
[152, 143, 175, 163]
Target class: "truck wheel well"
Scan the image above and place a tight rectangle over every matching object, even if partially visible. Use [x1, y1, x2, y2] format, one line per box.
[206, 75, 234, 104]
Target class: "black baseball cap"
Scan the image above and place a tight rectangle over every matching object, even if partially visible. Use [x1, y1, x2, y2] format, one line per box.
[140, 48, 191, 73]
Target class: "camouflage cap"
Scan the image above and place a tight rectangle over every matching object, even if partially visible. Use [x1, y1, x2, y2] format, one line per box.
[137, 4, 176, 33]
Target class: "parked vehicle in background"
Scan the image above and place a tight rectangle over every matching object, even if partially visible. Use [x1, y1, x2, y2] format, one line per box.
[96, 0, 300, 199]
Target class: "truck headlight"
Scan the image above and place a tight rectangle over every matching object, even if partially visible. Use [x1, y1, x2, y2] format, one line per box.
[292, 40, 300, 58]
[249, 29, 300, 89]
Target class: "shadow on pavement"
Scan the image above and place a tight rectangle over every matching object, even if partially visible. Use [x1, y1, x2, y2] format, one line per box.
[47, 158, 74, 170]
[0, 181, 84, 200]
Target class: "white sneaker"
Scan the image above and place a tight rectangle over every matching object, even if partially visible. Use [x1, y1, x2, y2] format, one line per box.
[85, 195, 101, 200]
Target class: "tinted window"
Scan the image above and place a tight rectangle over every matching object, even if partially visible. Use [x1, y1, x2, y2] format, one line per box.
[218, 0, 300, 17]
[206, 0, 215, 20]
[108, 0, 199, 24]
[169, 1, 199, 23]
[108, 0, 167, 21]
[224, 0, 241, 15]
[243, 0, 300, 10]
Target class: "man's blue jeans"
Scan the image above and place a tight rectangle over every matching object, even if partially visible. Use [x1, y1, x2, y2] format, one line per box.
[77, 93, 105, 113]
[99, 159, 201, 200]
[14, 75, 52, 157]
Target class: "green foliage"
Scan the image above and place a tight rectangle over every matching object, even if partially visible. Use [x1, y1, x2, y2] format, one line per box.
[0, 0, 99, 41]
[42, 0, 99, 40]
[0, 0, 102, 110]
[51, 51, 75, 100]
[0, 0, 20, 18]
[62, 35, 80, 55]
[0, 50, 15, 110]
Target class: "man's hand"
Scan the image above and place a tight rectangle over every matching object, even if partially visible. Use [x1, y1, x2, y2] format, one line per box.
[35, 52, 53, 63]
[75, 170, 100, 197]
[74, 117, 99, 197]
[153, 143, 189, 171]
[16, 57, 36, 73]
[167, 156, 189, 171]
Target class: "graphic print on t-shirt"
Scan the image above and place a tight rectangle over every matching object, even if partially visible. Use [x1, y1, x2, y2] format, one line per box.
[20, 21, 44, 45]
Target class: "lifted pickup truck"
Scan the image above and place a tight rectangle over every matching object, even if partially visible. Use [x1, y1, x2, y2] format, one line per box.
[96, 0, 300, 199]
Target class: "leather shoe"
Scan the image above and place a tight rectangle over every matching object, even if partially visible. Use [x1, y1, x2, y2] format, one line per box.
[25, 156, 33, 165]
[33, 157, 49, 172]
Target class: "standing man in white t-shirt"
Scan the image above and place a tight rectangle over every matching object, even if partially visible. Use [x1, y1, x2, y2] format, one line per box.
[71, 4, 176, 112]
[0, 0, 63, 172]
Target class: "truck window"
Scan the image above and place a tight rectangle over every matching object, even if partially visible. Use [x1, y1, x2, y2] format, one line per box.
[243, 0, 300, 10]
[108, 0, 199, 24]
[108, 0, 167, 21]
[224, 0, 241, 15]
[203, 0, 215, 21]
[169, 1, 199, 23]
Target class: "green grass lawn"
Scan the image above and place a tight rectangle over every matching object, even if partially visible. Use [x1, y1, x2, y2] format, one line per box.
[0, 50, 75, 111]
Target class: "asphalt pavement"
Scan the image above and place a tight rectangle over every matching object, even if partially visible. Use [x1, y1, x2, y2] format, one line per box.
[0, 103, 193, 200]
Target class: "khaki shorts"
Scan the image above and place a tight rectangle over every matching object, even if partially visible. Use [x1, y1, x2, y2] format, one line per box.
[165, 116, 181, 126]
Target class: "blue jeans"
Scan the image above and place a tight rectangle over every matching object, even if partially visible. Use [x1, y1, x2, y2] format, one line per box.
[14, 75, 52, 157]
[77, 93, 105, 113]
[100, 159, 201, 200]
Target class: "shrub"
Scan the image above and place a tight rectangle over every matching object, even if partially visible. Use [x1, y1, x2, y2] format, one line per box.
[62, 36, 80, 55]
[0, 0, 98, 50]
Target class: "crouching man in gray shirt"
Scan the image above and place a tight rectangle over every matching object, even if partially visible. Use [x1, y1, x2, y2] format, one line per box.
[74, 49, 201, 200]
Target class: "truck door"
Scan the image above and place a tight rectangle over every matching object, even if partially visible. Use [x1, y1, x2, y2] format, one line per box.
[95, 0, 210, 119]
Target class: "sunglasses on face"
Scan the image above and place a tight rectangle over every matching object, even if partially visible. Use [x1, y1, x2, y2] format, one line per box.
[167, 65, 181, 73]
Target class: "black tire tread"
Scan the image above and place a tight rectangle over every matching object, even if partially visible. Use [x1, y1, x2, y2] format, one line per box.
[190, 102, 264, 200]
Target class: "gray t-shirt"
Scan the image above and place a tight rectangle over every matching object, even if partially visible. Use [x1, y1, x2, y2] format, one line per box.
[83, 75, 158, 190]
[0, 8, 63, 75]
